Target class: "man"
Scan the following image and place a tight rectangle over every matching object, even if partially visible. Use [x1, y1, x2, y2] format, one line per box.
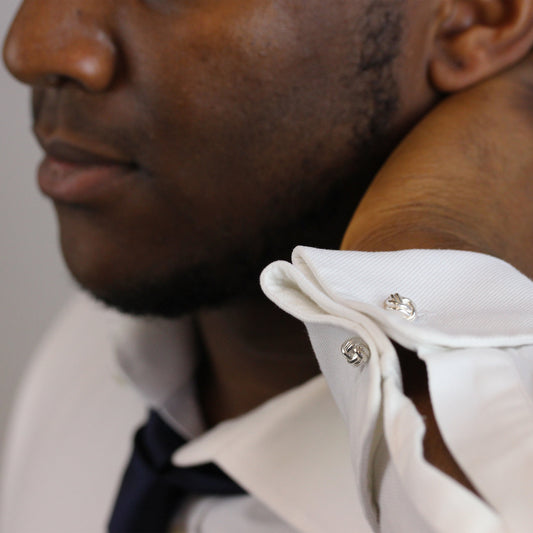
[2, 0, 533, 531]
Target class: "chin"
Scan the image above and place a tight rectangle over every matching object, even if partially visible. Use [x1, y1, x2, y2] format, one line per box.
[80, 270, 258, 318]
[56, 211, 297, 318]
[65, 247, 263, 318]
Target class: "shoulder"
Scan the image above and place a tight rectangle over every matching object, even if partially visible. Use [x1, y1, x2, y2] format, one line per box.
[1, 293, 146, 533]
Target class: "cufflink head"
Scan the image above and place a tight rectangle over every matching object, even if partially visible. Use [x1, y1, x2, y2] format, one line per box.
[384, 293, 416, 321]
[341, 337, 371, 367]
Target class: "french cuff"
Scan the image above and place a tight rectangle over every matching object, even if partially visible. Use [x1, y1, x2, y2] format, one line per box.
[261, 247, 533, 533]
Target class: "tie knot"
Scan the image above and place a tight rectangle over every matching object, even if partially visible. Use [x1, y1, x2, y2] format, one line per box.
[140, 411, 188, 470]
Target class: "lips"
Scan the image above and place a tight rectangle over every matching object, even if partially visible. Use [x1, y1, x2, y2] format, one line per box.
[37, 139, 138, 203]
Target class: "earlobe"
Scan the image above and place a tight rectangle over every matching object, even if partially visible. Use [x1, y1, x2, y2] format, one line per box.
[430, 0, 533, 92]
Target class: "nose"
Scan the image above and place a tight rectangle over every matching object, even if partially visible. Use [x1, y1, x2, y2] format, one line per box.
[3, 0, 117, 92]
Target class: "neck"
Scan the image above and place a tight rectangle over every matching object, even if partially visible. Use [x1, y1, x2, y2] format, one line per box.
[194, 290, 319, 427]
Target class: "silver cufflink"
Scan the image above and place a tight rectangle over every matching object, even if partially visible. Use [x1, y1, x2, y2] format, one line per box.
[384, 293, 416, 321]
[341, 337, 371, 367]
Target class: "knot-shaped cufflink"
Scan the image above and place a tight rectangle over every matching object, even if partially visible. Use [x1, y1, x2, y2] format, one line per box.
[341, 337, 371, 367]
[384, 293, 416, 321]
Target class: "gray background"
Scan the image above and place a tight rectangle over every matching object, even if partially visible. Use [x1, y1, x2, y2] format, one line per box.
[0, 1, 73, 460]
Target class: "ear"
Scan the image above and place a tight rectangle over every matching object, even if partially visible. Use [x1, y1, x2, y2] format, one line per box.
[430, 0, 533, 91]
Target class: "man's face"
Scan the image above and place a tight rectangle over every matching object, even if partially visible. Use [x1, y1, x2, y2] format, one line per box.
[4, 0, 432, 316]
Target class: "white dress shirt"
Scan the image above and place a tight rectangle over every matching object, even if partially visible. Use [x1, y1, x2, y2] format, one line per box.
[1, 248, 532, 533]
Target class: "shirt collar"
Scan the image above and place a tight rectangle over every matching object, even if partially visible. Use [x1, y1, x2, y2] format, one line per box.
[110, 311, 362, 533]
[173, 376, 362, 533]
[110, 313, 205, 438]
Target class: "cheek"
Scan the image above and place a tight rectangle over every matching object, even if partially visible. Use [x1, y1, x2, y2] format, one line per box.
[99, 0, 374, 255]
[135, 39, 361, 208]
[131, 0, 359, 151]
[392, 0, 441, 127]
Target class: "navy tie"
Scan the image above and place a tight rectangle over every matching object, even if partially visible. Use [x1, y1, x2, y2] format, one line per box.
[108, 410, 245, 533]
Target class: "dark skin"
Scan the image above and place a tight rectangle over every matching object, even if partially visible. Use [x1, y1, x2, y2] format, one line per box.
[3, 0, 440, 415]
[195, 54, 533, 494]
[2, 0, 437, 317]
[343, 54, 533, 493]
[4, 0, 533, 496]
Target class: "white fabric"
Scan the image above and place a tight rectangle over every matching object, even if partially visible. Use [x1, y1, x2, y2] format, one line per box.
[1, 248, 533, 533]
[261, 247, 533, 533]
[0, 296, 147, 533]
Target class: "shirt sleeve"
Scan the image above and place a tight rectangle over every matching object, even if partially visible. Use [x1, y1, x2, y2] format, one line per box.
[261, 247, 533, 533]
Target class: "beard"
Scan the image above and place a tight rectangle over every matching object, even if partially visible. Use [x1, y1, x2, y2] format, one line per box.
[80, 1, 404, 318]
